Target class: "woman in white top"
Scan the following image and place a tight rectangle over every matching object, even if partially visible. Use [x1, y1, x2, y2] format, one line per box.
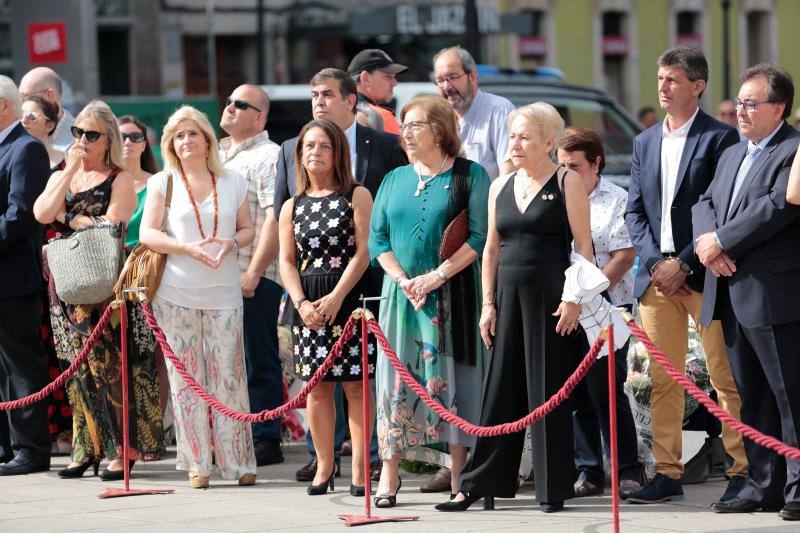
[139, 105, 256, 489]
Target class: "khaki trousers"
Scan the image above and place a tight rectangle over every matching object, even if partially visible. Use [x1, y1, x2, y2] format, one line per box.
[639, 284, 747, 479]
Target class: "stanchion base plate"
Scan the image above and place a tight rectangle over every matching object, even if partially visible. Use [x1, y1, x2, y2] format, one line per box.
[338, 514, 419, 527]
[98, 488, 175, 499]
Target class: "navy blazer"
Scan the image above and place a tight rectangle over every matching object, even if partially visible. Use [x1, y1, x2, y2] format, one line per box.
[625, 109, 739, 298]
[0, 123, 49, 299]
[273, 122, 407, 219]
[692, 122, 800, 328]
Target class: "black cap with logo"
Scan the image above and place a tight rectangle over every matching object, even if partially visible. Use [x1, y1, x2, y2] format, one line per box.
[347, 49, 408, 76]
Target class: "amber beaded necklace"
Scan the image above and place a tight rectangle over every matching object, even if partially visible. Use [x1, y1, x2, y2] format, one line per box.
[178, 168, 218, 239]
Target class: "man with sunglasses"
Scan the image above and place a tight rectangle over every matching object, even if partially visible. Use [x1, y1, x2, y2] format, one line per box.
[693, 64, 800, 520]
[18, 67, 74, 154]
[0, 75, 51, 476]
[219, 84, 284, 467]
[432, 46, 514, 181]
[273, 67, 406, 485]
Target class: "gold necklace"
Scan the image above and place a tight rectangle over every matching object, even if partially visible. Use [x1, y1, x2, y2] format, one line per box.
[517, 166, 557, 199]
[414, 155, 449, 197]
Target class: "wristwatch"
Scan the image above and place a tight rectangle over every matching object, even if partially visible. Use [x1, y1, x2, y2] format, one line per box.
[293, 297, 308, 310]
[435, 267, 448, 281]
[674, 257, 693, 275]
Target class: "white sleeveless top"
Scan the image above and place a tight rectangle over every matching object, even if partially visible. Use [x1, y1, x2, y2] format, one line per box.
[149, 169, 248, 309]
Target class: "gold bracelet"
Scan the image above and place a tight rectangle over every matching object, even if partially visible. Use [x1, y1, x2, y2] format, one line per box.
[482, 301, 495, 308]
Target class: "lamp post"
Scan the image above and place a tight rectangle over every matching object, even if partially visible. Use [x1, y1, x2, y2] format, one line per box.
[465, 0, 481, 63]
[722, 0, 731, 100]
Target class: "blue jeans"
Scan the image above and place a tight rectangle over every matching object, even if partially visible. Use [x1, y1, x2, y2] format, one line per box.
[307, 383, 380, 463]
[243, 277, 284, 443]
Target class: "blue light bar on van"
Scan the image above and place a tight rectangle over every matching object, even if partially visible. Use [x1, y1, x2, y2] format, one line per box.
[473, 64, 566, 81]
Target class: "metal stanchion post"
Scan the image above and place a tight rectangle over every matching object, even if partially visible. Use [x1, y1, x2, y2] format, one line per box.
[339, 296, 418, 527]
[99, 288, 174, 499]
[608, 324, 620, 532]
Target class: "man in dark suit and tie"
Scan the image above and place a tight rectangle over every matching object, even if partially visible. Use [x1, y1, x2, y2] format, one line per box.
[625, 47, 746, 504]
[693, 64, 800, 520]
[273, 67, 407, 483]
[0, 75, 51, 475]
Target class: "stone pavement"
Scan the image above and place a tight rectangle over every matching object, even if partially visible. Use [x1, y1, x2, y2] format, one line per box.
[0, 435, 797, 533]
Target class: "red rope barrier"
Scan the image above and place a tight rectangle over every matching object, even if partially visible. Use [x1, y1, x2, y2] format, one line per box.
[0, 303, 116, 411]
[627, 320, 800, 461]
[140, 300, 358, 423]
[366, 317, 606, 437]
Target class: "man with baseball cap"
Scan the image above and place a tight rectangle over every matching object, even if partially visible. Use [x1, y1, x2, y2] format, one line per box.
[348, 49, 408, 135]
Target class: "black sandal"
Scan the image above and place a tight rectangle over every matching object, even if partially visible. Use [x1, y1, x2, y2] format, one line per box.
[374, 476, 402, 508]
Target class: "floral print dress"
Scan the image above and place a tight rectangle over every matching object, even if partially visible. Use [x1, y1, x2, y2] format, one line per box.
[282, 189, 375, 382]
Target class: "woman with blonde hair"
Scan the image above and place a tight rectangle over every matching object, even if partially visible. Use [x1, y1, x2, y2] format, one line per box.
[139, 105, 257, 488]
[437, 102, 593, 513]
[369, 94, 490, 507]
[33, 100, 164, 480]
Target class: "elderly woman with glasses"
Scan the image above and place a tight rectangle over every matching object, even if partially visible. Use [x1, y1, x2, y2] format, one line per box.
[368, 94, 490, 508]
[33, 100, 164, 480]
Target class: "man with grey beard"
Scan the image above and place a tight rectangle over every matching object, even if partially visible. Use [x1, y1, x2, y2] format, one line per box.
[433, 46, 515, 180]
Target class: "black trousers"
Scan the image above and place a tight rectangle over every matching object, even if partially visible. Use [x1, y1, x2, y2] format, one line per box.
[719, 298, 800, 505]
[0, 293, 50, 460]
[572, 334, 641, 485]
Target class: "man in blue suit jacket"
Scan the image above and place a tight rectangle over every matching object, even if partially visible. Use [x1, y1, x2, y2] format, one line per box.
[273, 68, 407, 484]
[624, 47, 746, 504]
[0, 76, 50, 475]
[693, 64, 800, 520]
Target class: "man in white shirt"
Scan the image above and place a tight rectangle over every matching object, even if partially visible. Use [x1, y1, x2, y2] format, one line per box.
[18, 67, 74, 154]
[624, 46, 745, 506]
[219, 84, 284, 466]
[433, 46, 515, 180]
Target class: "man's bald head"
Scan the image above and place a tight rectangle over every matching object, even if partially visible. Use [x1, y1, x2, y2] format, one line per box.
[19, 67, 63, 105]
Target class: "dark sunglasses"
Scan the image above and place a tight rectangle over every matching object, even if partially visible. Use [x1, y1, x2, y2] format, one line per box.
[70, 126, 104, 143]
[226, 97, 261, 113]
[121, 132, 146, 143]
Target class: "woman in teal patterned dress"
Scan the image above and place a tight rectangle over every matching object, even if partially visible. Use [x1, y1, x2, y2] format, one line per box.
[368, 95, 490, 507]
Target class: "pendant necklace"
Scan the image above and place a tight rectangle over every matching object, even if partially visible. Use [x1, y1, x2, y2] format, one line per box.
[415, 155, 449, 197]
[518, 166, 556, 199]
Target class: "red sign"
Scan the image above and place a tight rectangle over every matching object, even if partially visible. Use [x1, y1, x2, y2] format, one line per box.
[28, 23, 67, 64]
[602, 36, 629, 57]
[518, 36, 548, 57]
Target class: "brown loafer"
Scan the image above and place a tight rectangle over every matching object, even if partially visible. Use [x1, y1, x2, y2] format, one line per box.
[574, 479, 603, 497]
[420, 466, 451, 493]
[239, 473, 256, 486]
[189, 471, 209, 489]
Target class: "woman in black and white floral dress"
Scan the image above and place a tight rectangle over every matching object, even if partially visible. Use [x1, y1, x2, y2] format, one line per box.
[279, 119, 375, 497]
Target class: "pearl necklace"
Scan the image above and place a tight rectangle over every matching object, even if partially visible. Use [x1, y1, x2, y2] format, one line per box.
[414, 155, 449, 197]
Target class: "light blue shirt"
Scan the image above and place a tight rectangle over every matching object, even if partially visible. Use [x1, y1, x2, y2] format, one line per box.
[0, 120, 19, 144]
[459, 89, 515, 180]
[343, 118, 357, 180]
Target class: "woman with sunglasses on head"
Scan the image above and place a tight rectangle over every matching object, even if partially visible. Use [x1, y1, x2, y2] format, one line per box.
[139, 105, 256, 489]
[33, 100, 164, 480]
[21, 95, 64, 170]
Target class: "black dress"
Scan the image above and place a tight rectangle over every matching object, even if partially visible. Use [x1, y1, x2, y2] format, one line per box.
[283, 189, 375, 382]
[460, 171, 580, 503]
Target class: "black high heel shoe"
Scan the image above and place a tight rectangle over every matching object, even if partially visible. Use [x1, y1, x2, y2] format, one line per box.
[539, 501, 564, 513]
[307, 468, 336, 495]
[58, 457, 99, 478]
[435, 492, 495, 512]
[350, 484, 365, 497]
[99, 460, 136, 481]
[374, 476, 402, 508]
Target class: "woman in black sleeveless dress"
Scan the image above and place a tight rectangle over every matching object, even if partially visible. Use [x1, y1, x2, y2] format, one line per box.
[438, 103, 593, 513]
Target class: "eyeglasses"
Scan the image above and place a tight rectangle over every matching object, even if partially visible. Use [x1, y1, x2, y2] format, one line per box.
[434, 72, 468, 87]
[70, 126, 104, 143]
[20, 88, 48, 100]
[733, 97, 774, 113]
[399, 121, 431, 134]
[121, 132, 146, 143]
[226, 97, 261, 113]
[21, 111, 40, 122]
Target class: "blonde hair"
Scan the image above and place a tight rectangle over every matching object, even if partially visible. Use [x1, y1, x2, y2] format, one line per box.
[74, 100, 125, 170]
[160, 105, 225, 176]
[508, 102, 565, 157]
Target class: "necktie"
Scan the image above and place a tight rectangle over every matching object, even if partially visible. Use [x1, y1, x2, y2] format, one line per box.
[727, 145, 762, 216]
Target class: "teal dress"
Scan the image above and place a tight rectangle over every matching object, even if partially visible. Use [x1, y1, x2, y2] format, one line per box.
[368, 161, 490, 463]
[125, 186, 147, 247]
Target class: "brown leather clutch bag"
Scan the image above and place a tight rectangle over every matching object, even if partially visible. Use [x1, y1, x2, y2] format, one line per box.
[438, 209, 468, 259]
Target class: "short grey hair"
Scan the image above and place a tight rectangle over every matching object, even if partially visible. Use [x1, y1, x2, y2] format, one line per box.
[356, 102, 384, 132]
[433, 46, 477, 73]
[507, 102, 565, 157]
[0, 75, 21, 118]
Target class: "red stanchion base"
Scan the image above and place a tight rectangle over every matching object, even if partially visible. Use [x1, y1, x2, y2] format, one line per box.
[98, 488, 175, 499]
[338, 514, 419, 527]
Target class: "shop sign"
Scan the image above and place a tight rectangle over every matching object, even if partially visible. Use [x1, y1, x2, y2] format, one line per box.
[290, 5, 348, 31]
[395, 4, 500, 35]
[28, 22, 67, 64]
[518, 36, 548, 57]
[602, 35, 629, 57]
